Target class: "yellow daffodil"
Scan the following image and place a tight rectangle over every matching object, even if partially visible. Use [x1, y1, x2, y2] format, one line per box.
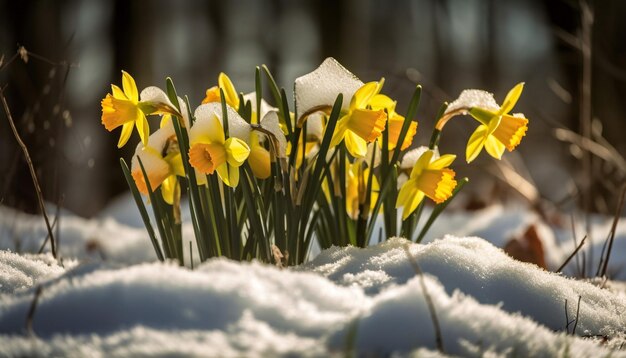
[202, 72, 240, 109]
[396, 150, 457, 220]
[465, 83, 529, 163]
[346, 161, 379, 220]
[330, 80, 387, 158]
[369, 94, 417, 151]
[131, 125, 185, 205]
[188, 103, 250, 187]
[101, 71, 180, 148]
[244, 93, 276, 179]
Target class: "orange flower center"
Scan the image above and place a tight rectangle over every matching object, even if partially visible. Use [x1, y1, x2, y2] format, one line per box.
[189, 143, 226, 174]
[101, 94, 140, 131]
[492, 115, 528, 151]
[417, 168, 457, 204]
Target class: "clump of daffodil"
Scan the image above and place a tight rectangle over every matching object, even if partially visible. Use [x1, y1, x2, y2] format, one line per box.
[396, 149, 457, 220]
[130, 98, 190, 205]
[329, 80, 387, 158]
[202, 72, 240, 109]
[188, 103, 251, 187]
[346, 160, 379, 220]
[369, 94, 417, 151]
[101, 71, 180, 148]
[437, 83, 528, 163]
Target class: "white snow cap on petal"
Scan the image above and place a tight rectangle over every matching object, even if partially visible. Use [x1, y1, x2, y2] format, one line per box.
[260, 111, 287, 158]
[243, 92, 276, 121]
[445, 89, 500, 115]
[130, 125, 174, 174]
[305, 112, 324, 141]
[192, 103, 251, 143]
[400, 146, 432, 170]
[140, 87, 190, 127]
[295, 57, 363, 116]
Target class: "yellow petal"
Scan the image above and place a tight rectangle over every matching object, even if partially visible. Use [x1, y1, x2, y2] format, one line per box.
[485, 135, 506, 159]
[224, 137, 251, 167]
[121, 71, 139, 102]
[351, 81, 379, 109]
[111, 84, 126, 99]
[369, 94, 396, 113]
[344, 130, 368, 158]
[499, 82, 524, 115]
[465, 125, 489, 163]
[117, 122, 135, 148]
[216, 163, 240, 187]
[429, 154, 456, 170]
[136, 113, 150, 147]
[202, 86, 221, 104]
[249, 145, 271, 179]
[410, 150, 434, 179]
[161, 175, 178, 205]
[218, 72, 240, 109]
[329, 116, 349, 148]
[396, 179, 417, 209]
[160, 114, 172, 129]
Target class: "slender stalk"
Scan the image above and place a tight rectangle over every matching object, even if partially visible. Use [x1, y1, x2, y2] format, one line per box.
[0, 88, 57, 258]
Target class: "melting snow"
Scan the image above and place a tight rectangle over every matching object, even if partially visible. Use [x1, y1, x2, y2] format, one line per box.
[1, 196, 625, 356]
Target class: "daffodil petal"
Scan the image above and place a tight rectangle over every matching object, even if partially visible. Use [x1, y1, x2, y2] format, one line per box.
[329, 117, 349, 148]
[161, 175, 177, 205]
[249, 145, 271, 179]
[117, 121, 135, 148]
[111, 84, 126, 99]
[430, 154, 456, 169]
[410, 150, 434, 178]
[351, 81, 379, 109]
[216, 163, 240, 187]
[136, 113, 150, 146]
[121, 71, 138, 102]
[466, 125, 489, 163]
[396, 179, 417, 209]
[500, 82, 524, 115]
[225, 137, 251, 166]
[218, 72, 240, 109]
[485, 134, 506, 159]
[344, 130, 368, 158]
[190, 105, 226, 145]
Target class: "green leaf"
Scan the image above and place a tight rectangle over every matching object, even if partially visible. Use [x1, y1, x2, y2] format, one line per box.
[120, 158, 164, 261]
[390, 85, 421, 165]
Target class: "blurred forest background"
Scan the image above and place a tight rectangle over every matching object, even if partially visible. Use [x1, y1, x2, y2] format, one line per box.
[0, 0, 625, 218]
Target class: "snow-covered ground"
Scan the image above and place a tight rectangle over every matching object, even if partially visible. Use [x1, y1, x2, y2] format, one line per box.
[0, 194, 625, 357]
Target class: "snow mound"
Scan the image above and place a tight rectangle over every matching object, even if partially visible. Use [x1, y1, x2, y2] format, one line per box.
[0, 206, 157, 264]
[0, 251, 65, 294]
[1, 237, 624, 357]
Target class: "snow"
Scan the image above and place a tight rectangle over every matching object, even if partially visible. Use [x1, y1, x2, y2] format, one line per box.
[295, 57, 363, 116]
[445, 89, 500, 114]
[1, 195, 626, 356]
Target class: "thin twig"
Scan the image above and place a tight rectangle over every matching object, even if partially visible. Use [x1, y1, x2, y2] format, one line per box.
[598, 184, 626, 278]
[573, 295, 582, 335]
[403, 244, 444, 353]
[557, 235, 587, 273]
[25, 285, 43, 336]
[0, 87, 57, 258]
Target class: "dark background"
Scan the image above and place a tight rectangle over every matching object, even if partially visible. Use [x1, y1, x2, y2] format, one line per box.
[1, 0, 624, 217]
